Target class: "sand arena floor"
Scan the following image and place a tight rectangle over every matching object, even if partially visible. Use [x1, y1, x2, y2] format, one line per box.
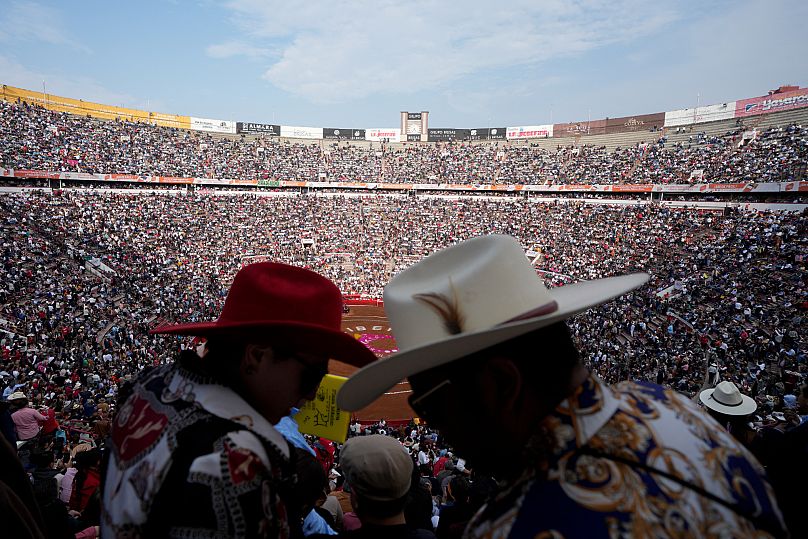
[331, 304, 414, 421]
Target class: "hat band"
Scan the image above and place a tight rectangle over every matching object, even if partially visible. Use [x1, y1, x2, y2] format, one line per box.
[503, 300, 559, 323]
[710, 393, 743, 407]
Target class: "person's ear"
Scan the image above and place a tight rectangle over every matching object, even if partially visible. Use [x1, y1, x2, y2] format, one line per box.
[242, 344, 271, 376]
[483, 357, 523, 413]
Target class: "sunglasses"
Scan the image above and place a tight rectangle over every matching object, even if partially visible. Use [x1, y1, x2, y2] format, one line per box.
[274, 349, 329, 396]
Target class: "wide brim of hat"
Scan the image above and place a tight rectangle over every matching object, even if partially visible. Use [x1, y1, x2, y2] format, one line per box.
[151, 320, 377, 368]
[699, 388, 757, 416]
[337, 272, 648, 411]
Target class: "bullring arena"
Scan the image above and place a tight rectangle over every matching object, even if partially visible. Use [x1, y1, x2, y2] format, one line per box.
[2, 82, 806, 428]
[333, 303, 412, 420]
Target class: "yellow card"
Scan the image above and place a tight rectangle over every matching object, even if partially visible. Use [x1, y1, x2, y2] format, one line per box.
[297, 374, 351, 443]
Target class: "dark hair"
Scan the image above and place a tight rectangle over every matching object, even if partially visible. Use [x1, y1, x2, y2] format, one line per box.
[289, 448, 328, 514]
[404, 463, 434, 530]
[31, 449, 54, 469]
[448, 475, 471, 504]
[70, 449, 102, 512]
[194, 339, 248, 390]
[469, 475, 498, 509]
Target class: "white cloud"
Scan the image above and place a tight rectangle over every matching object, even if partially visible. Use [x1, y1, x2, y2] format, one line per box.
[0, 1, 90, 53]
[219, 0, 678, 103]
[206, 41, 273, 59]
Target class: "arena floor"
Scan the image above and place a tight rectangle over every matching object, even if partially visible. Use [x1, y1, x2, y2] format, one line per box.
[331, 304, 414, 421]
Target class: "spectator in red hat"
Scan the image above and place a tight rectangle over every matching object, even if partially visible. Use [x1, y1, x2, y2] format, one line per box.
[102, 262, 376, 538]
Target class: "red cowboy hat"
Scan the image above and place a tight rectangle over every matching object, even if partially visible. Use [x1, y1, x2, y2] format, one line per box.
[150, 262, 377, 368]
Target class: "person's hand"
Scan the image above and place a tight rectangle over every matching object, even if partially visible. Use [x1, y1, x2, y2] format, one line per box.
[68, 510, 82, 518]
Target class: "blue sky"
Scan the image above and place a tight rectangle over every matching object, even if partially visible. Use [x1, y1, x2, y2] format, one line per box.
[0, 0, 806, 128]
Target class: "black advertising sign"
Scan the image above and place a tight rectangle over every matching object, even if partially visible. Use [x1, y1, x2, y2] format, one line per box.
[468, 127, 506, 140]
[237, 122, 281, 135]
[427, 128, 471, 141]
[488, 127, 507, 140]
[323, 128, 365, 140]
[406, 134, 422, 141]
[407, 112, 422, 120]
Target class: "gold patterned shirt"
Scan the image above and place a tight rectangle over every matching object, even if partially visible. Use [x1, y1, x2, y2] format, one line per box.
[465, 375, 787, 539]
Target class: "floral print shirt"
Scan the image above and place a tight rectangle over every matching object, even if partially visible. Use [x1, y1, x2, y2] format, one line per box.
[466, 375, 787, 539]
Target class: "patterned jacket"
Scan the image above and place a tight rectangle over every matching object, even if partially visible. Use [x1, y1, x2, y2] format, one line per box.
[102, 352, 297, 538]
[465, 375, 787, 539]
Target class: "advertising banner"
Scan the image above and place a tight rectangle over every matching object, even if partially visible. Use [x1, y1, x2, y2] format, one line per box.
[506, 124, 554, 139]
[191, 117, 237, 134]
[468, 127, 506, 140]
[323, 128, 365, 140]
[664, 103, 736, 127]
[604, 113, 664, 134]
[149, 112, 191, 129]
[427, 128, 471, 141]
[237, 122, 281, 136]
[406, 134, 422, 141]
[365, 128, 401, 142]
[280, 125, 324, 139]
[407, 112, 422, 120]
[488, 127, 507, 140]
[553, 119, 606, 137]
[1, 84, 191, 129]
[735, 88, 808, 118]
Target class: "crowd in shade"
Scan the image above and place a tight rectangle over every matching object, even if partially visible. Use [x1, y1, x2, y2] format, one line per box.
[0, 188, 805, 537]
[2, 100, 807, 185]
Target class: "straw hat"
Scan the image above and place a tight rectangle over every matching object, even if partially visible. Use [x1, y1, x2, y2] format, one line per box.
[699, 381, 757, 416]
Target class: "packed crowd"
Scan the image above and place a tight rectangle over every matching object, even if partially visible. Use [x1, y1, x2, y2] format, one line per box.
[0, 189, 805, 536]
[293, 422, 499, 538]
[2, 190, 804, 392]
[2, 99, 807, 185]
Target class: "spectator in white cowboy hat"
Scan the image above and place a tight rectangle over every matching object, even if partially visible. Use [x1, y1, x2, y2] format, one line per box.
[700, 381, 757, 420]
[8, 392, 47, 442]
[338, 234, 786, 539]
[103, 262, 376, 539]
[699, 381, 759, 448]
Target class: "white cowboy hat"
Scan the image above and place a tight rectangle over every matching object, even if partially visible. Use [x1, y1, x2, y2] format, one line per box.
[337, 234, 648, 411]
[7, 391, 27, 401]
[699, 381, 757, 416]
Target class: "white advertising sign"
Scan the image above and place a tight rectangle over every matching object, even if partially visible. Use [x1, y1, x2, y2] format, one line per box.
[365, 128, 401, 142]
[190, 117, 237, 134]
[506, 124, 554, 139]
[280, 125, 324, 139]
[664, 102, 736, 127]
